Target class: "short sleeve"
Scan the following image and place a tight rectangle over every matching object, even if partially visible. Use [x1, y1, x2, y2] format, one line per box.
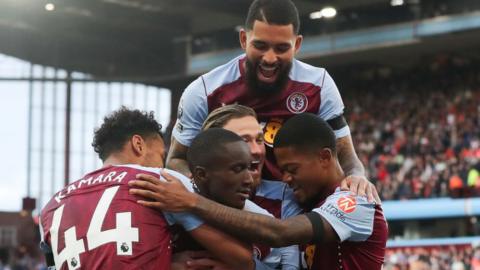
[244, 199, 274, 217]
[317, 70, 350, 139]
[281, 186, 303, 219]
[312, 190, 375, 242]
[172, 76, 209, 147]
[160, 169, 204, 231]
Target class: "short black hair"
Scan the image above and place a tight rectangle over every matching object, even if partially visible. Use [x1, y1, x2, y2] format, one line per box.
[274, 113, 336, 154]
[92, 107, 163, 161]
[187, 128, 244, 171]
[245, 0, 300, 35]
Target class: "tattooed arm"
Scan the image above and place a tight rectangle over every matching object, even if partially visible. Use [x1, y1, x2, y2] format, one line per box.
[336, 135, 381, 203]
[336, 135, 365, 177]
[193, 195, 314, 247]
[129, 172, 338, 247]
[166, 137, 192, 178]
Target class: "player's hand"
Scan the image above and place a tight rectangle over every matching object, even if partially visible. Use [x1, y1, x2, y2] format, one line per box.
[128, 171, 198, 212]
[172, 251, 214, 270]
[186, 257, 232, 270]
[340, 175, 381, 204]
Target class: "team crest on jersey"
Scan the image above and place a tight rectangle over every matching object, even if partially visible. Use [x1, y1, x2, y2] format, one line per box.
[286, 92, 308, 114]
[337, 196, 357, 213]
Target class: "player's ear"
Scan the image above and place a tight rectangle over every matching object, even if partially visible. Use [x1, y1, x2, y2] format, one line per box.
[193, 166, 207, 184]
[239, 29, 247, 50]
[317, 148, 333, 165]
[294, 35, 303, 54]
[131, 134, 146, 156]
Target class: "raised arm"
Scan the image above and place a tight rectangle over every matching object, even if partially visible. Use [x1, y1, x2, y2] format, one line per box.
[165, 137, 192, 177]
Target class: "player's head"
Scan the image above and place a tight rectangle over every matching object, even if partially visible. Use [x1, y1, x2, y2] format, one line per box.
[202, 104, 265, 189]
[241, 0, 302, 95]
[274, 113, 340, 207]
[187, 128, 253, 209]
[92, 107, 165, 167]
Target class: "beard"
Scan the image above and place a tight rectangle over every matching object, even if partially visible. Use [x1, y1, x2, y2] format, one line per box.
[245, 57, 291, 96]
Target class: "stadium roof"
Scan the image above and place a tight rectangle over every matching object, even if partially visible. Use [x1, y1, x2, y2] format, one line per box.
[1, 0, 480, 86]
[0, 0, 391, 79]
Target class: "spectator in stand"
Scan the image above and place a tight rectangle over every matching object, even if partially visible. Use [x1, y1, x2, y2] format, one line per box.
[335, 54, 480, 200]
[385, 245, 474, 270]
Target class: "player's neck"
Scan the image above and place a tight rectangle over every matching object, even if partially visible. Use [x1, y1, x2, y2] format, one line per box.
[333, 160, 345, 184]
[103, 153, 139, 168]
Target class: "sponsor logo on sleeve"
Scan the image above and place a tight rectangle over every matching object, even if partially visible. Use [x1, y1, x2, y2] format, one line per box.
[337, 196, 357, 213]
[175, 122, 184, 133]
[177, 100, 184, 120]
[320, 203, 346, 222]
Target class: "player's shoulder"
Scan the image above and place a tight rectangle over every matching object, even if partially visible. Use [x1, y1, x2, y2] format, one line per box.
[191, 54, 243, 95]
[324, 188, 373, 207]
[117, 165, 196, 193]
[114, 164, 161, 176]
[115, 165, 184, 184]
[290, 58, 327, 86]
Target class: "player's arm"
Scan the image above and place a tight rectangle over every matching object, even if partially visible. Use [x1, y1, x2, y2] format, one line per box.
[191, 195, 338, 247]
[167, 76, 208, 177]
[336, 135, 380, 203]
[166, 137, 192, 177]
[336, 134, 364, 178]
[129, 172, 338, 247]
[189, 224, 254, 270]
[320, 70, 380, 203]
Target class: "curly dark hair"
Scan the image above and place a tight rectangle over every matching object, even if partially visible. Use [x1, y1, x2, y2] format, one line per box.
[92, 107, 163, 161]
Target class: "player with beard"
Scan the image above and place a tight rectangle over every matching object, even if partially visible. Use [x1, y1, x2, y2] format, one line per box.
[167, 0, 380, 204]
[130, 114, 388, 270]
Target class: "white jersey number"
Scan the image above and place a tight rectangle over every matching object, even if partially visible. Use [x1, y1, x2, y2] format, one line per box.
[49, 186, 139, 270]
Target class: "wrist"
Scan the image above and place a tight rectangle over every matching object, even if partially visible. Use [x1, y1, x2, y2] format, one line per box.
[187, 192, 200, 210]
[346, 173, 366, 178]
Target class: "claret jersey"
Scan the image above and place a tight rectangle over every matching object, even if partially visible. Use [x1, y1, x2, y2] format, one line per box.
[40, 165, 202, 270]
[305, 188, 388, 270]
[173, 54, 349, 182]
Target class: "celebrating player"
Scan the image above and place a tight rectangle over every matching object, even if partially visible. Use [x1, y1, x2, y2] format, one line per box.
[130, 113, 388, 270]
[167, 0, 379, 203]
[170, 128, 274, 269]
[197, 104, 300, 269]
[39, 108, 253, 270]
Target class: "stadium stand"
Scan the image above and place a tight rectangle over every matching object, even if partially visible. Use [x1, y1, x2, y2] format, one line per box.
[340, 54, 480, 200]
[385, 244, 479, 270]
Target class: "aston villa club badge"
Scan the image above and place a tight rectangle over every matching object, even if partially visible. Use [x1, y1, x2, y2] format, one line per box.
[286, 92, 308, 114]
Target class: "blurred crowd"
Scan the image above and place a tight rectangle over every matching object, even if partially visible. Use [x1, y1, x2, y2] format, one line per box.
[384, 244, 480, 270]
[342, 55, 480, 200]
[0, 249, 45, 270]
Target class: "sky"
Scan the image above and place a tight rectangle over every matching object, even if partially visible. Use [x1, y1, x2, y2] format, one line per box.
[0, 83, 29, 211]
[0, 54, 171, 213]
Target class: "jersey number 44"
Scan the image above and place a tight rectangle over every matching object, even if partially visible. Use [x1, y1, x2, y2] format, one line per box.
[48, 186, 139, 270]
